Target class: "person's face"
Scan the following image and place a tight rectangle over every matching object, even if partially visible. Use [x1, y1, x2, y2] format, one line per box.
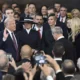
[48, 9, 55, 16]
[72, 11, 80, 18]
[24, 23, 32, 29]
[25, 7, 29, 14]
[12, 4, 17, 9]
[41, 6, 47, 15]
[5, 9, 14, 18]
[2, 4, 9, 13]
[14, 14, 20, 21]
[35, 16, 43, 26]
[52, 33, 57, 40]
[67, 19, 71, 28]
[28, 4, 36, 14]
[48, 16, 56, 27]
[60, 7, 67, 17]
[7, 19, 16, 31]
[14, 8, 21, 14]
[54, 4, 61, 12]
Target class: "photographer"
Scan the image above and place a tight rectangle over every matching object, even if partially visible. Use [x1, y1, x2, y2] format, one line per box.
[45, 54, 76, 80]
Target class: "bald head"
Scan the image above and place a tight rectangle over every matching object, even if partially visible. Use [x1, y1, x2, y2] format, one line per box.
[0, 50, 9, 70]
[20, 45, 32, 59]
[62, 60, 75, 74]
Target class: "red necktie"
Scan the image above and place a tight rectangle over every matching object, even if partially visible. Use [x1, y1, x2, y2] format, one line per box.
[12, 33, 18, 60]
[61, 18, 63, 22]
[38, 29, 42, 39]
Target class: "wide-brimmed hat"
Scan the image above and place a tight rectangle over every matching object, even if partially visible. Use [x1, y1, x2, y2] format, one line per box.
[20, 17, 37, 24]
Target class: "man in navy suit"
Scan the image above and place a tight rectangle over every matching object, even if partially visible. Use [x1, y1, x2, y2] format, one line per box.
[57, 6, 68, 24]
[0, 17, 19, 61]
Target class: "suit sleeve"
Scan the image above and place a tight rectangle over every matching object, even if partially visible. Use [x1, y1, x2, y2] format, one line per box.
[56, 72, 65, 80]
[0, 31, 5, 49]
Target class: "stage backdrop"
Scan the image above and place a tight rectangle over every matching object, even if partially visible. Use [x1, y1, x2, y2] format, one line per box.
[0, 0, 80, 11]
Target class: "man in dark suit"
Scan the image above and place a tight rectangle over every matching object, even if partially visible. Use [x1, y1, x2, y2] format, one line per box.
[16, 45, 32, 80]
[61, 60, 75, 80]
[56, 6, 68, 24]
[45, 55, 75, 80]
[42, 14, 68, 56]
[17, 17, 40, 51]
[33, 14, 44, 39]
[53, 42, 65, 67]
[56, 7, 68, 39]
[0, 17, 19, 61]
[56, 60, 75, 80]
[51, 27, 76, 62]
[17, 45, 32, 66]
[4, 8, 23, 33]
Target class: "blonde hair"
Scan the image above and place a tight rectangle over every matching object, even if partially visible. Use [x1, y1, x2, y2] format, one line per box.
[71, 9, 80, 18]
[70, 18, 80, 42]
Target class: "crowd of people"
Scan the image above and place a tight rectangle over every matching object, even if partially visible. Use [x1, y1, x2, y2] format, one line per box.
[0, 2, 80, 80]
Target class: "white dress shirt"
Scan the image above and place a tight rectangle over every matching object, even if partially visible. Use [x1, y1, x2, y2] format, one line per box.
[54, 58, 62, 61]
[65, 75, 74, 77]
[57, 36, 64, 40]
[46, 76, 54, 80]
[33, 25, 43, 38]
[60, 16, 66, 23]
[26, 28, 31, 34]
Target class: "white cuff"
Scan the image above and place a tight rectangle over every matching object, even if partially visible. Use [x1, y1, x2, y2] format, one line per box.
[56, 70, 62, 74]
[3, 37, 7, 42]
[46, 76, 53, 80]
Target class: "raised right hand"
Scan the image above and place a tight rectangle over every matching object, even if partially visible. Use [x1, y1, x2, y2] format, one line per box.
[3, 28, 8, 40]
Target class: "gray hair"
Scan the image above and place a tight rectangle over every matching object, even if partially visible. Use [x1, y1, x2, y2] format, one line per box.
[0, 50, 9, 70]
[51, 26, 63, 34]
[4, 17, 15, 27]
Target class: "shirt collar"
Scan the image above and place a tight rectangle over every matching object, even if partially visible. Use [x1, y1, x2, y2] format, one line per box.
[34, 25, 43, 31]
[54, 58, 62, 61]
[26, 28, 31, 30]
[65, 75, 74, 77]
[60, 16, 66, 23]
[60, 16, 66, 19]
[6, 29, 13, 34]
[57, 36, 64, 40]
[26, 28, 32, 34]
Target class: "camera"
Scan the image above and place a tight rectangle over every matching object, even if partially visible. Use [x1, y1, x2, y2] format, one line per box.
[33, 52, 47, 65]
[7, 53, 12, 61]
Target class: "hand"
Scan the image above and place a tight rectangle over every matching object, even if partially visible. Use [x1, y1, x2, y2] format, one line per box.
[44, 55, 61, 72]
[3, 28, 8, 40]
[22, 62, 32, 73]
[40, 50, 45, 54]
[23, 72, 28, 80]
[44, 55, 53, 63]
[9, 58, 17, 70]
[32, 49, 38, 54]
[39, 64, 51, 76]
[27, 64, 37, 80]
